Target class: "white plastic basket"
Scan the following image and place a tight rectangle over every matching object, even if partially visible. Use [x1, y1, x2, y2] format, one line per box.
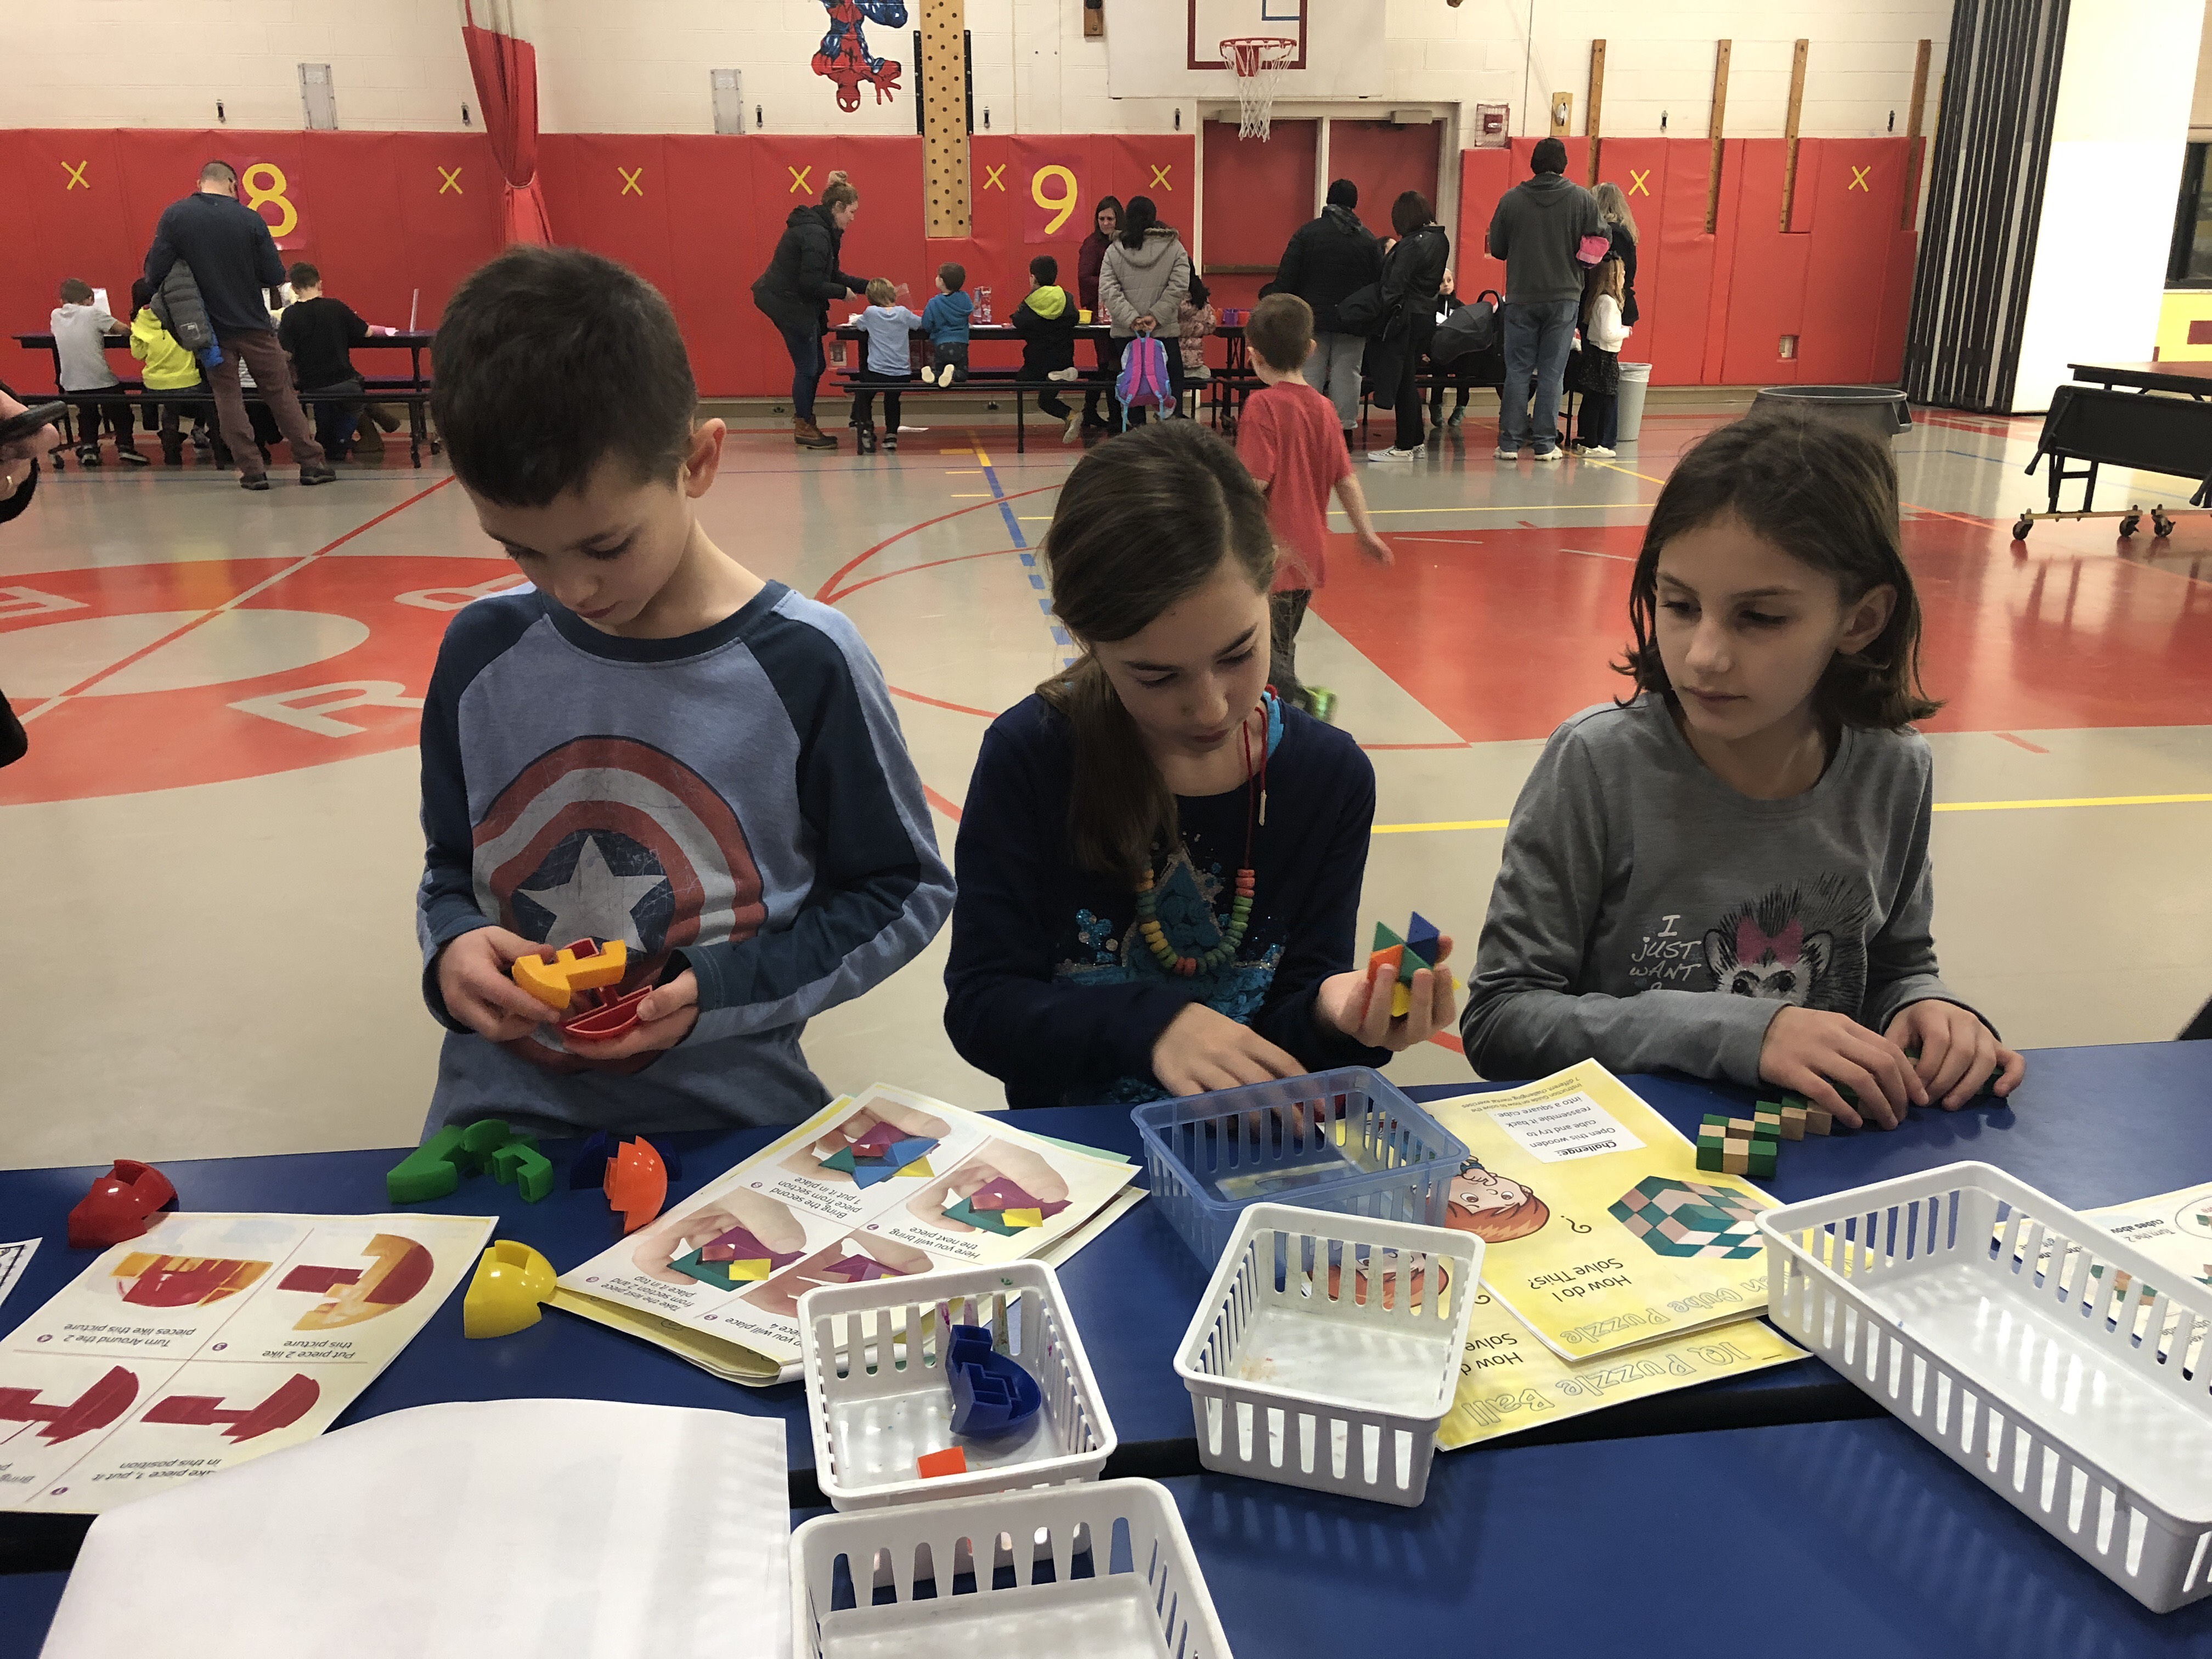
[799, 1261, 1115, 1510]
[792, 1476, 1231, 1657]
[1759, 1161, 2212, 1613]
[1173, 1201, 1481, 1506]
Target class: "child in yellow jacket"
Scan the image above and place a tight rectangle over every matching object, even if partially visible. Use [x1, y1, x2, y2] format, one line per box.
[129, 278, 216, 467]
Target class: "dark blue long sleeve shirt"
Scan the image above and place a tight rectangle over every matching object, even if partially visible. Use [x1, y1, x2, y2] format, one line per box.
[944, 693, 1390, 1108]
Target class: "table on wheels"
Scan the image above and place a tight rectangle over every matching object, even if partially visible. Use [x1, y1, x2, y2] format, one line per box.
[6, 1042, 2210, 1655]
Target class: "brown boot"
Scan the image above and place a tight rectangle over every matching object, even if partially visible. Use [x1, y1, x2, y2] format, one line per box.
[793, 416, 837, 449]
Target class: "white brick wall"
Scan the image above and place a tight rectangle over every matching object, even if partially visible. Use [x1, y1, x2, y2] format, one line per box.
[2, 0, 1956, 138]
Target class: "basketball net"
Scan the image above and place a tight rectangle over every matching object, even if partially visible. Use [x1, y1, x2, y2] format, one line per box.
[1224, 37, 1295, 142]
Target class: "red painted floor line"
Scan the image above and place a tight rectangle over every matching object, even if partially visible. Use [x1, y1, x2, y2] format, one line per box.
[922, 784, 964, 820]
[828, 546, 1024, 605]
[1994, 731, 2051, 754]
[1361, 741, 1472, 751]
[813, 482, 1064, 604]
[19, 476, 456, 722]
[891, 686, 998, 719]
[1428, 1029, 1464, 1053]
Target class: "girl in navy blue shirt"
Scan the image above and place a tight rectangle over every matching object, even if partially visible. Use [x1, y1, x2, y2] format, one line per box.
[944, 421, 1454, 1107]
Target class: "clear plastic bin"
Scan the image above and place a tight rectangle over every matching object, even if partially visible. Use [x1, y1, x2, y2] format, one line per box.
[1175, 1202, 1481, 1506]
[798, 1261, 1114, 1510]
[791, 1477, 1232, 1657]
[1131, 1068, 1466, 1264]
[1760, 1161, 2212, 1613]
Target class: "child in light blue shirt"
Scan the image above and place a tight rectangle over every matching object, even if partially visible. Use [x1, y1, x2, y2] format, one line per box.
[920, 262, 974, 387]
[852, 278, 920, 454]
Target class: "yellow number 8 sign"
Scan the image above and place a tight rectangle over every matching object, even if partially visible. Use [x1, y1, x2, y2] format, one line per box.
[242, 162, 299, 241]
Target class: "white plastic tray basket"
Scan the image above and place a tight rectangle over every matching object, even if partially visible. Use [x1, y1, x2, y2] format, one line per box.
[799, 1261, 1114, 1510]
[1173, 1201, 1481, 1506]
[791, 1476, 1232, 1658]
[1759, 1161, 2212, 1613]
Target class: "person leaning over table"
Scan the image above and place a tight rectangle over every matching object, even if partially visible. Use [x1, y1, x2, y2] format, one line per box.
[751, 168, 871, 452]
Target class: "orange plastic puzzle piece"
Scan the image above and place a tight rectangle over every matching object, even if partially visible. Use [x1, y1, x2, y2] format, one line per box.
[1368, 945, 1403, 978]
[604, 1136, 667, 1234]
[916, 1447, 967, 1479]
[512, 938, 628, 1012]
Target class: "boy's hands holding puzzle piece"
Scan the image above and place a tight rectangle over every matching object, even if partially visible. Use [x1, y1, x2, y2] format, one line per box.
[437, 927, 699, 1057]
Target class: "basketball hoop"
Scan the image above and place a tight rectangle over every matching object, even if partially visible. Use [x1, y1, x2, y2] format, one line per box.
[1223, 36, 1296, 141]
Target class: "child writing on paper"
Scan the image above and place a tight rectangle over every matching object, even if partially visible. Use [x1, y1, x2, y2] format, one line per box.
[943, 420, 1455, 1107]
[1234, 293, 1393, 723]
[1460, 412, 2024, 1128]
[850, 276, 921, 454]
[416, 246, 952, 1138]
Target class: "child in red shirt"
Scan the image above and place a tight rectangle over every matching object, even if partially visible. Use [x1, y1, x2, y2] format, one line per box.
[1234, 294, 1391, 721]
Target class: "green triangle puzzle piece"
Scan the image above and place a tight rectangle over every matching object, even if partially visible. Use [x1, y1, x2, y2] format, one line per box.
[1371, 922, 1404, 953]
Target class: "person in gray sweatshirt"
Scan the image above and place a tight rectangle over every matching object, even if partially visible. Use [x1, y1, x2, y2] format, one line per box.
[1485, 137, 1606, 460]
[1462, 412, 2025, 1127]
[1097, 195, 1191, 426]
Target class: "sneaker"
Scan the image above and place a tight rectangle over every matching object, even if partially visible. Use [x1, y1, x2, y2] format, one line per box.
[117, 446, 150, 467]
[1448, 408, 1465, 427]
[1047, 366, 1080, 382]
[1531, 447, 1563, 463]
[1494, 446, 1520, 460]
[1063, 410, 1082, 445]
[1082, 414, 1109, 431]
[1366, 445, 1420, 462]
[938, 364, 957, 388]
[1583, 444, 1617, 458]
[856, 425, 878, 455]
[241, 474, 272, 491]
[76, 448, 101, 468]
[884, 430, 899, 452]
[300, 464, 337, 486]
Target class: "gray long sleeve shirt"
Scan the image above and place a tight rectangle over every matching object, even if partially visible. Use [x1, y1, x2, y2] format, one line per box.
[1485, 172, 1606, 306]
[1460, 696, 1988, 1085]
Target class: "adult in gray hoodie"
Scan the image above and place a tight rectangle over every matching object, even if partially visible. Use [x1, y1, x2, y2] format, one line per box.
[1486, 137, 1605, 459]
[1097, 195, 1191, 425]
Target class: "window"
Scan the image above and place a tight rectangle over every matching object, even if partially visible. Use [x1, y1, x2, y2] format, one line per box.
[2167, 142, 2212, 286]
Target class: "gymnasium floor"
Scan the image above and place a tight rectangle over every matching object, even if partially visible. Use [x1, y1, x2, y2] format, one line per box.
[7, 396, 2211, 1169]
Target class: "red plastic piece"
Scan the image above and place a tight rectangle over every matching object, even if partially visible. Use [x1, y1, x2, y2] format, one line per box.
[605, 1137, 667, 1234]
[66, 1160, 177, 1249]
[0, 1365, 139, 1443]
[561, 981, 653, 1042]
[143, 1372, 320, 1442]
[916, 1446, 968, 1479]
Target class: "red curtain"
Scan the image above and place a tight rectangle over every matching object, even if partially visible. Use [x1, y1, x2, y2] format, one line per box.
[460, 1, 551, 245]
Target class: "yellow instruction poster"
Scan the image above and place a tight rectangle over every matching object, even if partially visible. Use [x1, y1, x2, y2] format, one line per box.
[0, 1211, 492, 1514]
[1425, 1061, 1778, 1361]
[556, 1084, 1137, 1383]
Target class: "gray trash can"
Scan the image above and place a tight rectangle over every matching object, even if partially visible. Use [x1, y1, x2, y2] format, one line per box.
[1749, 384, 1912, 441]
[1616, 362, 1652, 445]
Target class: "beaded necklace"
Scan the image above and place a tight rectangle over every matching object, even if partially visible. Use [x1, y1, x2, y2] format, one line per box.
[1132, 701, 1269, 978]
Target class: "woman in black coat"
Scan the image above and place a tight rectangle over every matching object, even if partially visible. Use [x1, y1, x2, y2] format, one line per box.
[1365, 191, 1450, 460]
[1274, 179, 1383, 436]
[751, 170, 870, 449]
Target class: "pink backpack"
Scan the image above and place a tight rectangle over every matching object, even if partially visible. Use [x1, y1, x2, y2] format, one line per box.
[1116, 334, 1175, 425]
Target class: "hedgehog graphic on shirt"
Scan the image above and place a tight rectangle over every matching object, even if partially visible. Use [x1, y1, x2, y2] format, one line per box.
[1700, 873, 1872, 1013]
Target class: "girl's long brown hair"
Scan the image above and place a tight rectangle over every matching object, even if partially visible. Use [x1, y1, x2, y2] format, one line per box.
[1039, 422, 1278, 881]
[1614, 411, 1940, 730]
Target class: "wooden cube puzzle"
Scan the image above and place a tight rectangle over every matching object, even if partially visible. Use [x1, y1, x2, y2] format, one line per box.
[1780, 1093, 1832, 1135]
[1696, 1113, 1776, 1177]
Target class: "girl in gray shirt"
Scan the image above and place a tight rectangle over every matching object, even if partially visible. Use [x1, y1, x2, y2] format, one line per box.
[1462, 413, 2025, 1127]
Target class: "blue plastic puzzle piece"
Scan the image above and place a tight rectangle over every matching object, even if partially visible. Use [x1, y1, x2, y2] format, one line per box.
[572, 1131, 616, 1190]
[1407, 911, 1441, 961]
[883, 1137, 935, 1168]
[945, 1324, 1043, 1437]
[849, 1160, 910, 1190]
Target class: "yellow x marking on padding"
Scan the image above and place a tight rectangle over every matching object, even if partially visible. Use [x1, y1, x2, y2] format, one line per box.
[788, 165, 812, 194]
[1149, 163, 1173, 190]
[984, 163, 1007, 190]
[618, 167, 645, 196]
[61, 160, 89, 190]
[1849, 165, 1872, 191]
[436, 166, 463, 195]
[1628, 168, 1651, 196]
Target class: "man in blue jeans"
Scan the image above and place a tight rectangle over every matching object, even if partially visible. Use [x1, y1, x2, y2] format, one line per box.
[1486, 137, 1605, 461]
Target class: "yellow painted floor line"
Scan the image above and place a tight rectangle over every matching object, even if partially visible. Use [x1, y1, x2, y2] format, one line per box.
[1370, 792, 2212, 835]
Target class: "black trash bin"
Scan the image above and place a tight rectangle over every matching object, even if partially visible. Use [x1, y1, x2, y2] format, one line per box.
[1748, 385, 1912, 441]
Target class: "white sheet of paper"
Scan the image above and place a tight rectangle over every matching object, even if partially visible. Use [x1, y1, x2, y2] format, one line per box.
[38, 1398, 790, 1659]
[0, 1238, 36, 1312]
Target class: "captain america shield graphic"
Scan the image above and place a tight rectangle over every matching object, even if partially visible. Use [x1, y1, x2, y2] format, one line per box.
[470, 737, 766, 1064]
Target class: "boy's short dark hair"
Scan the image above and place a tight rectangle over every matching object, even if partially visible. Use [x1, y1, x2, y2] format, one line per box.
[432, 245, 696, 509]
[130, 278, 154, 314]
[58, 278, 93, 305]
[287, 262, 321, 291]
[1530, 137, 1567, 176]
[1029, 254, 1058, 284]
[938, 262, 967, 291]
[1244, 293, 1313, 374]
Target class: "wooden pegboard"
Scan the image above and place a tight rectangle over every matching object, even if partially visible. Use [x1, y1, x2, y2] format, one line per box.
[923, 0, 969, 238]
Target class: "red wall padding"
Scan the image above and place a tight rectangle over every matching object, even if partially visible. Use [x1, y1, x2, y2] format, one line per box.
[1454, 136, 1921, 387]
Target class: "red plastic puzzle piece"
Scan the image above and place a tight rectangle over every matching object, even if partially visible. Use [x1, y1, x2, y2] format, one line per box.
[0, 1365, 138, 1443]
[66, 1160, 177, 1249]
[560, 981, 653, 1042]
[605, 1137, 667, 1234]
[144, 1373, 319, 1442]
[916, 1446, 967, 1479]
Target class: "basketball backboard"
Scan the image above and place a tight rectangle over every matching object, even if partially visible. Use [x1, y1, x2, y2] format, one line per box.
[1108, 0, 1384, 101]
[1189, 0, 1306, 71]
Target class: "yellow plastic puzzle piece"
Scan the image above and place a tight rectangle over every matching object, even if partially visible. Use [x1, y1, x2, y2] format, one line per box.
[724, 1258, 775, 1282]
[462, 1240, 557, 1339]
[1001, 1207, 1044, 1228]
[1390, 981, 1412, 1019]
[511, 939, 628, 1012]
[901, 1158, 936, 1179]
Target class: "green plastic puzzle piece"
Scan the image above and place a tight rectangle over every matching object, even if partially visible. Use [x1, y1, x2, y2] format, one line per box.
[944, 1195, 1024, 1237]
[491, 1142, 554, 1203]
[387, 1127, 471, 1205]
[820, 1144, 860, 1175]
[669, 1248, 737, 1290]
[1371, 921, 1404, 954]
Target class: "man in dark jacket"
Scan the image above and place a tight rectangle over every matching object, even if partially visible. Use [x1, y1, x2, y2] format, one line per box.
[143, 160, 332, 490]
[1486, 137, 1605, 461]
[1274, 180, 1384, 438]
[752, 175, 870, 448]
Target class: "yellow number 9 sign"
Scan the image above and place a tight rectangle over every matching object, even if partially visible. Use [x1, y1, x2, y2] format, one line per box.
[1031, 165, 1079, 238]
[242, 162, 298, 240]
